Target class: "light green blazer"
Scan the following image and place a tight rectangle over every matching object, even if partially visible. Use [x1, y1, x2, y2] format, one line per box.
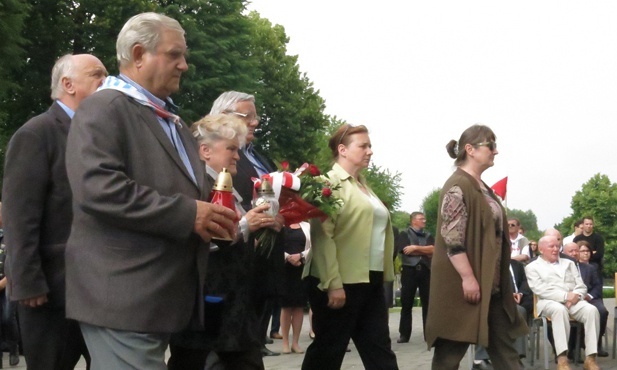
[303, 163, 395, 291]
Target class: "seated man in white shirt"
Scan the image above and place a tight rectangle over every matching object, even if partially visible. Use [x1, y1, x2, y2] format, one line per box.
[525, 235, 601, 370]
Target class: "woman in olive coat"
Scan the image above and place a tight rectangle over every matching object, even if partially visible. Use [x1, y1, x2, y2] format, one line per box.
[425, 124, 527, 370]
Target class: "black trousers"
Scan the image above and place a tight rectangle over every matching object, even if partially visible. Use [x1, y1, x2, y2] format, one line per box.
[398, 264, 430, 339]
[0, 291, 19, 354]
[18, 305, 90, 370]
[167, 345, 264, 370]
[302, 272, 398, 370]
[254, 296, 275, 346]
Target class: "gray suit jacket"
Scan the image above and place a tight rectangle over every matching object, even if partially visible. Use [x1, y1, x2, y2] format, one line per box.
[525, 257, 587, 315]
[2, 101, 73, 307]
[65, 89, 211, 333]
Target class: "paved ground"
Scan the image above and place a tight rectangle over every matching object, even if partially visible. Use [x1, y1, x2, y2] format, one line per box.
[260, 298, 617, 370]
[4, 299, 616, 369]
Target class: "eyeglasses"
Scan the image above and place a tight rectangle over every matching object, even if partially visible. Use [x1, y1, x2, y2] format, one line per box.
[230, 111, 260, 123]
[475, 141, 497, 151]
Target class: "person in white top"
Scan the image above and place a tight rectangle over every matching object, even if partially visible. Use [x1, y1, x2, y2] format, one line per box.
[508, 218, 529, 263]
[563, 219, 584, 246]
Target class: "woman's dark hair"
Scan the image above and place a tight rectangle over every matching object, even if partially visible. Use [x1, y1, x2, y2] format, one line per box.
[328, 124, 369, 159]
[446, 124, 496, 166]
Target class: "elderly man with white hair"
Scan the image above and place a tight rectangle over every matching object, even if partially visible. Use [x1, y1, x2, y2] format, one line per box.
[64, 12, 236, 369]
[525, 235, 601, 370]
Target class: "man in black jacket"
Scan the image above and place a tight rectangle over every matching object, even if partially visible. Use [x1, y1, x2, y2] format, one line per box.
[396, 212, 434, 343]
[2, 53, 107, 369]
[210, 91, 285, 358]
[564, 242, 609, 358]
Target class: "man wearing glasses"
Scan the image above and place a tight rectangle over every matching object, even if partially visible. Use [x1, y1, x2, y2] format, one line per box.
[210, 91, 285, 358]
[564, 242, 609, 358]
[508, 218, 529, 263]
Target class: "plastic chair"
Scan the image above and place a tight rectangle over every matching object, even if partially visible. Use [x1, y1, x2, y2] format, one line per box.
[529, 295, 583, 369]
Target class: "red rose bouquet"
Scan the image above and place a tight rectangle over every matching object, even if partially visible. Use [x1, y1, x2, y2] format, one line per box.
[277, 163, 342, 225]
[252, 163, 342, 256]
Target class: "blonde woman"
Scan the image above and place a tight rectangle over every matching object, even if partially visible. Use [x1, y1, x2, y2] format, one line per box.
[168, 114, 274, 370]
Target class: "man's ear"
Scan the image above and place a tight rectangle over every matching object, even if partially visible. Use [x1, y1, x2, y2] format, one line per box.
[61, 76, 75, 95]
[132, 44, 147, 69]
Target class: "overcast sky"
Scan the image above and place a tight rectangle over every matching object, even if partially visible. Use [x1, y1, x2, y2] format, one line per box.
[246, 0, 617, 230]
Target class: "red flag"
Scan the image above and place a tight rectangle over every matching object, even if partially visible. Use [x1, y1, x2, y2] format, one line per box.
[491, 176, 508, 199]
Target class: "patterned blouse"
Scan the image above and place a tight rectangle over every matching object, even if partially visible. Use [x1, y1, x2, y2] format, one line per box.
[440, 185, 504, 294]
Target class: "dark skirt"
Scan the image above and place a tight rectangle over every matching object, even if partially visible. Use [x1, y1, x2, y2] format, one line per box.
[281, 227, 308, 308]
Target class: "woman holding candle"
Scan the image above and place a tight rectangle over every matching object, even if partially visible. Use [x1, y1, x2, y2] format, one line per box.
[168, 114, 275, 370]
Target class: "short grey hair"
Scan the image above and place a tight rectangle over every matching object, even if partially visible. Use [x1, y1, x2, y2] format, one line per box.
[210, 91, 255, 115]
[192, 114, 248, 148]
[50, 54, 75, 100]
[116, 12, 185, 68]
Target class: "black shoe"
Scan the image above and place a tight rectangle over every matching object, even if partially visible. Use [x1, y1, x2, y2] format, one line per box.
[261, 347, 280, 357]
[597, 349, 609, 357]
[265, 337, 274, 344]
[396, 336, 409, 343]
[9, 354, 18, 366]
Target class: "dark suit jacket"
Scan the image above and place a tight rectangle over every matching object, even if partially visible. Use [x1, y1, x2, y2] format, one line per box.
[232, 150, 284, 299]
[233, 149, 275, 212]
[510, 260, 533, 316]
[579, 262, 602, 299]
[2, 101, 73, 307]
[65, 89, 211, 333]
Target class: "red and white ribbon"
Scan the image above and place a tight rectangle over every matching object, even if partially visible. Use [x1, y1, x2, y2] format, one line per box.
[252, 171, 301, 199]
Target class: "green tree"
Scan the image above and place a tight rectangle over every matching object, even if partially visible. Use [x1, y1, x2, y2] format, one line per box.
[363, 163, 403, 212]
[0, 0, 29, 103]
[311, 115, 346, 170]
[566, 174, 617, 277]
[391, 210, 410, 232]
[0, 0, 30, 179]
[170, 0, 260, 122]
[0, 0, 153, 188]
[248, 12, 327, 167]
[420, 189, 440, 237]
[71, 0, 156, 73]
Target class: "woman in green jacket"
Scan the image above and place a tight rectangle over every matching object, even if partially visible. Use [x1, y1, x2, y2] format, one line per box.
[302, 124, 398, 370]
